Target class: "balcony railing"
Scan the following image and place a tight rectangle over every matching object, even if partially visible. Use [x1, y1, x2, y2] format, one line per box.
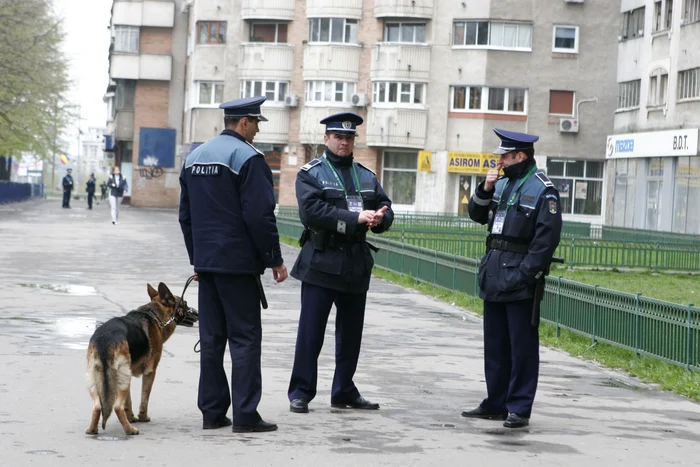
[110, 53, 172, 81]
[112, 1, 175, 27]
[370, 44, 431, 82]
[239, 43, 294, 81]
[306, 0, 362, 19]
[256, 106, 291, 144]
[303, 44, 361, 82]
[365, 108, 428, 149]
[115, 110, 134, 141]
[241, 0, 295, 20]
[374, 0, 434, 19]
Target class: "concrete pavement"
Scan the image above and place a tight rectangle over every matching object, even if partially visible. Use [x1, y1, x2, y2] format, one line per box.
[0, 199, 699, 466]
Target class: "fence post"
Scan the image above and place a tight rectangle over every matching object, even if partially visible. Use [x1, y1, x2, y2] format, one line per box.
[653, 242, 659, 273]
[687, 304, 695, 370]
[570, 238, 575, 268]
[592, 285, 599, 345]
[433, 250, 438, 286]
[634, 293, 641, 358]
[556, 276, 562, 338]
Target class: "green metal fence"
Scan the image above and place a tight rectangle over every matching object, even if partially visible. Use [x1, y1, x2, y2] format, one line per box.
[276, 217, 700, 371]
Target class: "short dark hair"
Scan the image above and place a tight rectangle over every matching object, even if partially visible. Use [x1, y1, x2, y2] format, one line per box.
[224, 116, 241, 128]
[522, 148, 535, 159]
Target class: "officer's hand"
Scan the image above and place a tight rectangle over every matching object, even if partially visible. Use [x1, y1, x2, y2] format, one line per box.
[370, 206, 388, 228]
[272, 264, 288, 283]
[357, 210, 376, 225]
[193, 272, 199, 282]
[484, 169, 499, 192]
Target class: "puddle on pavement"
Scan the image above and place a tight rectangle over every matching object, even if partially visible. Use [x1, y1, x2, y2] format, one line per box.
[0, 315, 96, 351]
[595, 378, 645, 390]
[94, 435, 127, 441]
[429, 423, 456, 428]
[26, 450, 57, 455]
[19, 283, 98, 296]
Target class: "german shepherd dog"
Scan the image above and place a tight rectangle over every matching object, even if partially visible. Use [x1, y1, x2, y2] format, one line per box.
[85, 282, 195, 435]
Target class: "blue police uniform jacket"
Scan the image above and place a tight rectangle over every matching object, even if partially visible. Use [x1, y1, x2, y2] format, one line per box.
[179, 129, 283, 275]
[468, 159, 562, 302]
[291, 150, 393, 294]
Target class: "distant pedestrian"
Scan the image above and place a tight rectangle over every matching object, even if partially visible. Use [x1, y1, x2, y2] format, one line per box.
[86, 173, 96, 209]
[62, 168, 73, 208]
[100, 182, 108, 201]
[107, 167, 128, 225]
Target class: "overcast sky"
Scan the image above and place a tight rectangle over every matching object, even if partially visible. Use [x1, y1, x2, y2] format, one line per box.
[52, 0, 113, 137]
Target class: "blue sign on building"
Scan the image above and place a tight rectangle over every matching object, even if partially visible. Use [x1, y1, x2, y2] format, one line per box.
[138, 127, 176, 168]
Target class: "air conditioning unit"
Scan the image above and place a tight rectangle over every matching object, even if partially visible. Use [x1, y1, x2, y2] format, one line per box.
[284, 94, 298, 108]
[559, 118, 579, 133]
[351, 93, 368, 107]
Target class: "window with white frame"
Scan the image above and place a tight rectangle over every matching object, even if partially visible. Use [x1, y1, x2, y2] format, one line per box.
[373, 82, 424, 105]
[385, 22, 426, 43]
[648, 70, 669, 106]
[382, 151, 417, 206]
[305, 81, 356, 104]
[452, 21, 532, 51]
[684, 0, 700, 24]
[678, 67, 700, 100]
[451, 86, 527, 114]
[308, 18, 358, 44]
[114, 26, 139, 53]
[116, 80, 136, 110]
[546, 160, 604, 216]
[653, 0, 674, 31]
[198, 82, 224, 106]
[241, 80, 288, 102]
[622, 6, 646, 39]
[552, 26, 579, 53]
[250, 23, 288, 43]
[617, 80, 641, 109]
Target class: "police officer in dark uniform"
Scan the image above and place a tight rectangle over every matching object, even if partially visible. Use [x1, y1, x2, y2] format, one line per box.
[62, 168, 73, 208]
[288, 112, 393, 414]
[179, 96, 288, 433]
[462, 128, 562, 428]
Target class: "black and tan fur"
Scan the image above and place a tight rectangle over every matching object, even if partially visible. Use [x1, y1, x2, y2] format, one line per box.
[85, 283, 189, 435]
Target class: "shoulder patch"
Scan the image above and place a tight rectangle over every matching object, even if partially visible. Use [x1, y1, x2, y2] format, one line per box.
[301, 158, 322, 172]
[355, 162, 376, 175]
[535, 172, 554, 188]
[545, 193, 558, 199]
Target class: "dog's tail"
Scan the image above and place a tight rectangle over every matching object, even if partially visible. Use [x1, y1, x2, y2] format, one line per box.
[87, 342, 129, 430]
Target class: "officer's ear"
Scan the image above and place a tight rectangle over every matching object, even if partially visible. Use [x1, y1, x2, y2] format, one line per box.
[515, 151, 527, 163]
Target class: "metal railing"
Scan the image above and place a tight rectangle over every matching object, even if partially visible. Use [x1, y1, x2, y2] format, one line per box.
[276, 217, 700, 371]
[0, 181, 43, 204]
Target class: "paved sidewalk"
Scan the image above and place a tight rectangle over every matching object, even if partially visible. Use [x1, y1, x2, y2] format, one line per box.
[1, 200, 699, 466]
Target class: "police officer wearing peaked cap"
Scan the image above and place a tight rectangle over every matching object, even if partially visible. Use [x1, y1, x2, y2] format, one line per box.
[463, 128, 562, 428]
[179, 96, 288, 433]
[288, 112, 394, 414]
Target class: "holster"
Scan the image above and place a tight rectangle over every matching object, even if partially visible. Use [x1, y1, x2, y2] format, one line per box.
[310, 229, 328, 251]
[530, 264, 551, 327]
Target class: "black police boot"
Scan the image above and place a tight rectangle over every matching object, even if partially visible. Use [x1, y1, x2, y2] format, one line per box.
[290, 398, 309, 413]
[503, 413, 529, 428]
[231, 420, 278, 433]
[202, 416, 232, 430]
[331, 396, 379, 410]
[461, 406, 508, 420]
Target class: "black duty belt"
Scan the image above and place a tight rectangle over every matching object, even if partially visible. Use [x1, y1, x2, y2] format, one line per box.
[486, 237, 529, 254]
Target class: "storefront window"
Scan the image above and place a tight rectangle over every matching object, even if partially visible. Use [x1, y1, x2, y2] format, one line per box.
[547, 159, 603, 215]
[382, 151, 417, 206]
[645, 157, 664, 230]
[672, 156, 700, 233]
[612, 159, 637, 227]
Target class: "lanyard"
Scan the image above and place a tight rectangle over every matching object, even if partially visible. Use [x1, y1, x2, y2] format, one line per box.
[497, 165, 538, 214]
[322, 154, 362, 196]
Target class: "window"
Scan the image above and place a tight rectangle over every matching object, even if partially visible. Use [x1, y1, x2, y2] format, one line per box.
[198, 82, 224, 105]
[382, 151, 417, 206]
[547, 160, 604, 216]
[612, 159, 638, 227]
[678, 67, 700, 100]
[552, 26, 579, 53]
[672, 156, 700, 233]
[622, 6, 645, 39]
[549, 90, 575, 115]
[373, 82, 424, 105]
[305, 81, 356, 103]
[684, 0, 700, 24]
[308, 18, 358, 44]
[250, 23, 288, 43]
[667, 0, 675, 29]
[241, 80, 288, 102]
[256, 144, 283, 203]
[385, 22, 426, 43]
[646, 158, 664, 230]
[197, 21, 227, 44]
[617, 80, 641, 109]
[115, 80, 136, 110]
[654, 1, 663, 30]
[453, 21, 532, 50]
[648, 70, 669, 106]
[114, 26, 139, 53]
[654, 0, 674, 31]
[451, 86, 527, 114]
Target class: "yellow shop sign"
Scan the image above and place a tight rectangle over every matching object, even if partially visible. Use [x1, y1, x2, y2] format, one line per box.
[447, 152, 499, 174]
[418, 151, 432, 172]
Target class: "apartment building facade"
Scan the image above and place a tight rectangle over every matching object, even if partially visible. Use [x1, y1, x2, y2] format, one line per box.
[103, 0, 188, 207]
[607, 0, 700, 234]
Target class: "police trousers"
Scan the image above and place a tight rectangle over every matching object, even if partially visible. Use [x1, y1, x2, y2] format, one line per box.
[481, 298, 539, 418]
[197, 272, 262, 426]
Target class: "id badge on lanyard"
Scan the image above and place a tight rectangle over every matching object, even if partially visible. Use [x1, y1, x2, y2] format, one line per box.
[492, 211, 506, 234]
[346, 195, 364, 213]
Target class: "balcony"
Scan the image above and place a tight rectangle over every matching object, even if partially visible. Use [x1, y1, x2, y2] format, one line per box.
[303, 44, 361, 82]
[299, 106, 354, 144]
[256, 106, 291, 144]
[115, 110, 134, 141]
[365, 108, 428, 149]
[374, 0, 434, 19]
[370, 44, 431, 82]
[241, 0, 295, 20]
[240, 43, 294, 81]
[112, 1, 174, 27]
[110, 53, 172, 81]
[306, 0, 362, 19]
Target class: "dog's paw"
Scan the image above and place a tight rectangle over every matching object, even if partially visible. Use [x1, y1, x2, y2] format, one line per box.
[124, 426, 140, 435]
[137, 413, 150, 423]
[85, 427, 98, 435]
[127, 415, 138, 423]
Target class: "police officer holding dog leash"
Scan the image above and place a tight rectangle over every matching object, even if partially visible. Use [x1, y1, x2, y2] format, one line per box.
[179, 96, 288, 433]
[464, 129, 562, 428]
[287, 112, 393, 414]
